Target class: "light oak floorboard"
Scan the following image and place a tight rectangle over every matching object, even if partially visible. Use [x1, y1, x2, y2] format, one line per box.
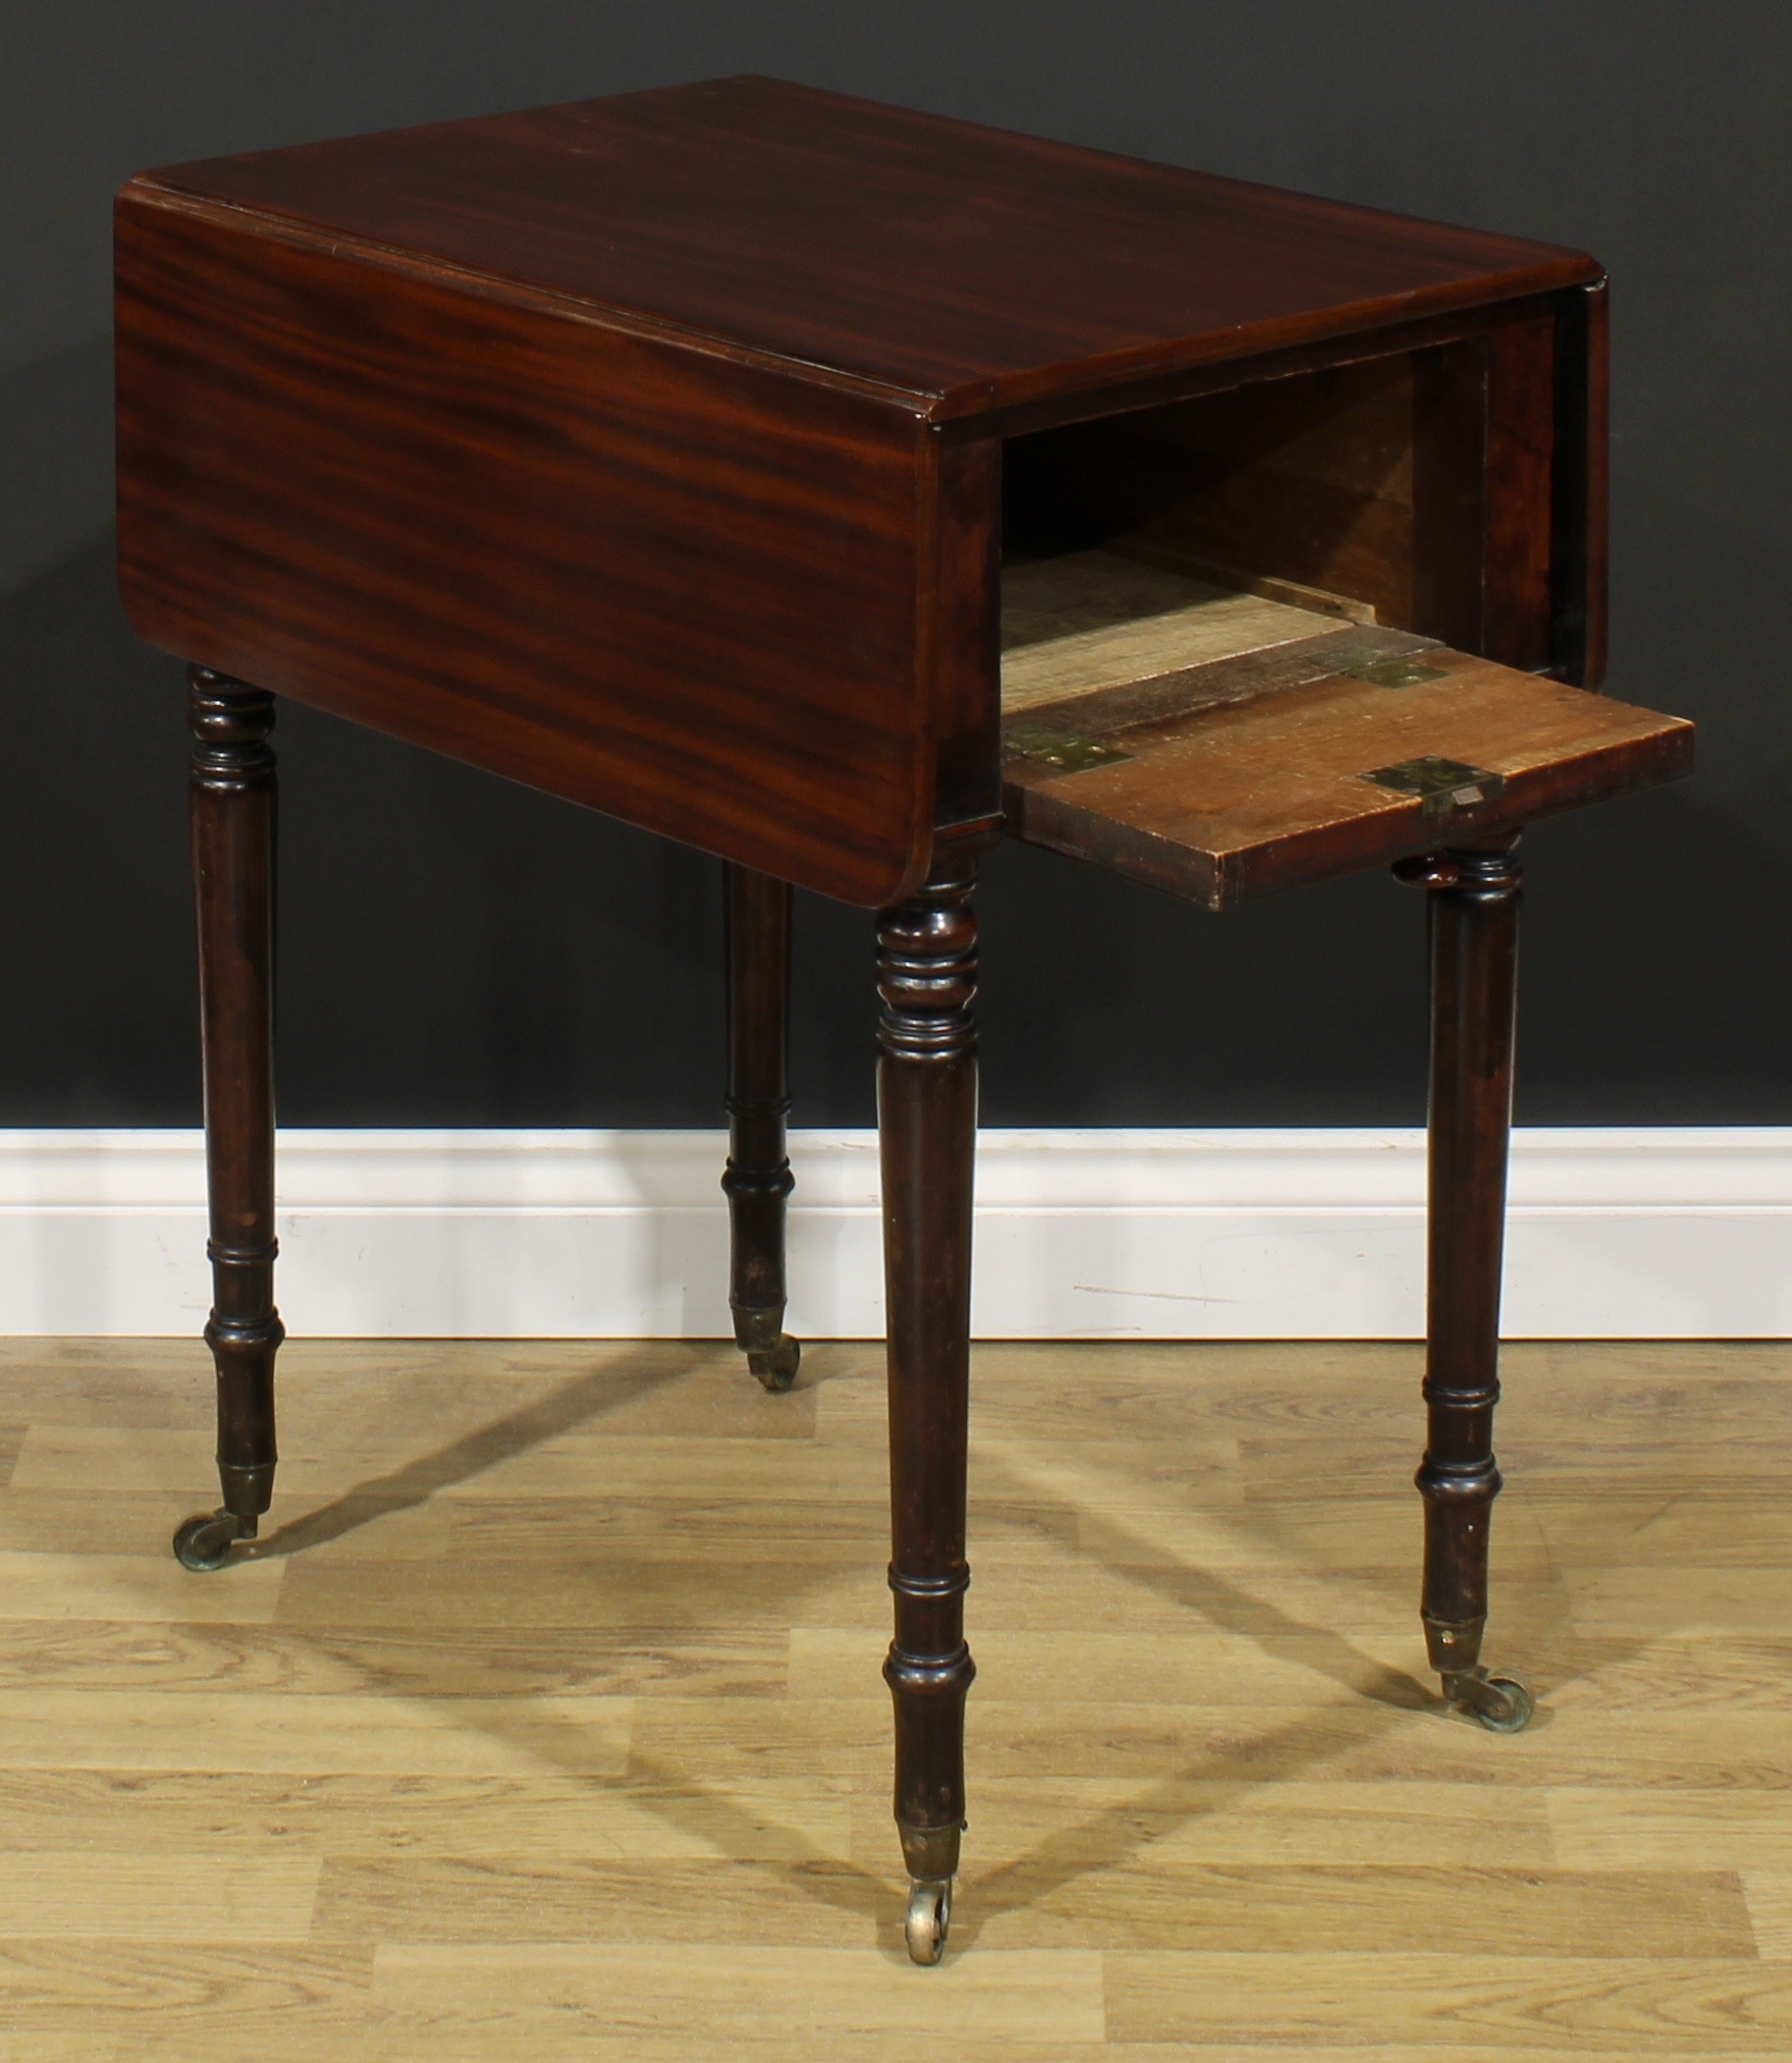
[0, 1851, 320, 1940]
[1106, 1949, 1792, 2048]
[0, 1335, 1780, 2054]
[1742, 1873, 1792, 1961]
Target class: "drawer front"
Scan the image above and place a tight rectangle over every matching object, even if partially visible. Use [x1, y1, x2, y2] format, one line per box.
[997, 549, 1685, 907]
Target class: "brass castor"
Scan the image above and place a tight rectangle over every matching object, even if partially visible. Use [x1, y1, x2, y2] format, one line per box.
[172, 1509, 252, 1571]
[904, 1875, 952, 1965]
[1442, 1665, 1535, 1734]
[747, 1333, 801, 1392]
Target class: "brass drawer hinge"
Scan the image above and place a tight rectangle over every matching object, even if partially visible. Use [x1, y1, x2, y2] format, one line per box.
[1362, 755, 1505, 814]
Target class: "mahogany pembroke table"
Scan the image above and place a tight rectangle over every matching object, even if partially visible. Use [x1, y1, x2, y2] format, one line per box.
[114, 78, 1693, 1963]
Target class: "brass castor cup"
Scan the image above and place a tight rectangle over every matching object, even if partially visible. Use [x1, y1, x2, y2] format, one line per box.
[172, 1508, 254, 1572]
[1442, 1664, 1535, 1734]
[734, 1301, 801, 1393]
[747, 1333, 801, 1392]
[904, 1876, 952, 1965]
[898, 1822, 960, 1965]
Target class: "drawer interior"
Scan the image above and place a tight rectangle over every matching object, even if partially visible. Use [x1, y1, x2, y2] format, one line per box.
[1004, 350, 1447, 644]
[996, 358, 1688, 908]
[1002, 547, 1374, 718]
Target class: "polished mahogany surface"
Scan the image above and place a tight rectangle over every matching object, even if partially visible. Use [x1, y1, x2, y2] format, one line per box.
[116, 76, 1618, 906]
[128, 76, 1601, 425]
[116, 195, 964, 907]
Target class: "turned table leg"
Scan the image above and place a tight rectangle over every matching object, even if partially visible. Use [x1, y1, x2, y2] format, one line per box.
[1398, 836, 1533, 1732]
[877, 847, 979, 1964]
[174, 667, 285, 1572]
[723, 862, 799, 1390]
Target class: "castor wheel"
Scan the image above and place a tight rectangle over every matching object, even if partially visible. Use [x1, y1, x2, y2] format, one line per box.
[1468, 1673, 1535, 1734]
[904, 1876, 952, 1966]
[1442, 1666, 1535, 1734]
[172, 1510, 247, 1572]
[747, 1333, 801, 1392]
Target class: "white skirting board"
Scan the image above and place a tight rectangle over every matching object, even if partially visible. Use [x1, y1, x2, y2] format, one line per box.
[0, 1127, 1786, 1339]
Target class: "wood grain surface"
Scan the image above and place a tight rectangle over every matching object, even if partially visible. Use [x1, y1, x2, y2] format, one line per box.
[1001, 551, 1345, 713]
[1002, 635, 1692, 908]
[116, 196, 966, 908]
[0, 1333, 1781, 2054]
[117, 79, 1610, 906]
[127, 78, 1601, 422]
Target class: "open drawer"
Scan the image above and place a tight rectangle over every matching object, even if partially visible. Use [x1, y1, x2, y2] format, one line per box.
[999, 547, 1692, 909]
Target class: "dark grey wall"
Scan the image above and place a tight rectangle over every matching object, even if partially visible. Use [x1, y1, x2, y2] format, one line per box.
[4, 2, 1786, 1127]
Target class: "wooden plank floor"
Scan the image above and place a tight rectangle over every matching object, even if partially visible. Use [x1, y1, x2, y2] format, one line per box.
[0, 1334, 1785, 2058]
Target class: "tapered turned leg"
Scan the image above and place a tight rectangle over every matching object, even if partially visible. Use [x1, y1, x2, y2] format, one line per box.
[723, 863, 799, 1391]
[877, 847, 979, 1964]
[173, 667, 285, 1572]
[1399, 836, 1533, 1731]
